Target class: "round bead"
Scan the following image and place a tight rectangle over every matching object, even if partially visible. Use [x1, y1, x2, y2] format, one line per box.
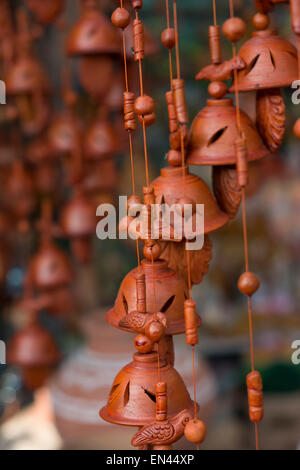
[138, 112, 156, 127]
[175, 197, 196, 218]
[134, 95, 155, 116]
[293, 119, 300, 139]
[63, 90, 77, 108]
[167, 149, 182, 167]
[111, 7, 130, 29]
[222, 17, 246, 42]
[143, 242, 162, 261]
[134, 334, 154, 354]
[161, 28, 176, 49]
[184, 419, 207, 444]
[145, 320, 165, 343]
[238, 271, 260, 297]
[253, 13, 269, 31]
[208, 81, 227, 99]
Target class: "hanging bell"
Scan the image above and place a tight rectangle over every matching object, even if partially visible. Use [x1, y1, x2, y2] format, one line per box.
[61, 193, 96, 264]
[25, 0, 65, 25]
[100, 351, 195, 427]
[66, 0, 122, 57]
[151, 166, 229, 235]
[84, 114, 118, 161]
[48, 111, 82, 156]
[106, 258, 200, 336]
[8, 319, 60, 390]
[187, 98, 269, 165]
[230, 29, 298, 92]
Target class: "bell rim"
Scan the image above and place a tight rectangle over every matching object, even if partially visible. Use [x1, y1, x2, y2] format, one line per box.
[187, 145, 269, 166]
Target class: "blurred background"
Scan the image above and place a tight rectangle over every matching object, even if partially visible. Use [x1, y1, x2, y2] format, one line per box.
[0, 0, 299, 450]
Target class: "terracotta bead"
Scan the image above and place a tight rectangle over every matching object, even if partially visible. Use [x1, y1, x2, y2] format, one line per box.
[209, 25, 222, 64]
[253, 13, 269, 31]
[293, 119, 300, 139]
[131, 0, 143, 9]
[127, 194, 142, 215]
[222, 17, 246, 43]
[134, 334, 154, 354]
[134, 95, 155, 116]
[184, 419, 207, 444]
[138, 112, 156, 127]
[143, 242, 162, 261]
[161, 28, 176, 49]
[155, 382, 168, 421]
[238, 272, 260, 297]
[111, 7, 131, 29]
[167, 149, 182, 167]
[145, 320, 165, 343]
[208, 81, 227, 99]
[247, 371, 264, 423]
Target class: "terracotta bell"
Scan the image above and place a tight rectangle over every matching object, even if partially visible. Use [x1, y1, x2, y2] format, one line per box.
[27, 241, 74, 292]
[25, 0, 65, 25]
[84, 114, 118, 161]
[100, 351, 195, 427]
[48, 111, 82, 156]
[230, 30, 298, 92]
[151, 166, 229, 235]
[106, 258, 200, 336]
[61, 192, 96, 264]
[187, 98, 269, 165]
[66, 0, 122, 57]
[8, 319, 60, 390]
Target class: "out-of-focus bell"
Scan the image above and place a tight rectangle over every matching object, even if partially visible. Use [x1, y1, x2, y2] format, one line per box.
[25, 0, 64, 25]
[151, 166, 229, 235]
[106, 258, 200, 336]
[100, 352, 194, 427]
[8, 319, 60, 390]
[66, 0, 121, 57]
[187, 98, 269, 165]
[230, 30, 298, 92]
[84, 115, 118, 161]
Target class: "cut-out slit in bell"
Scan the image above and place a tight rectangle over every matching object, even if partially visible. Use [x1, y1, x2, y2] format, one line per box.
[230, 30, 298, 92]
[187, 98, 269, 165]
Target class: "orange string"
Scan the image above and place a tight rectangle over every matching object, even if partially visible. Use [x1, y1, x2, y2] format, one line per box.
[173, 0, 181, 79]
[212, 0, 217, 26]
[166, 0, 173, 87]
[230, 0, 259, 451]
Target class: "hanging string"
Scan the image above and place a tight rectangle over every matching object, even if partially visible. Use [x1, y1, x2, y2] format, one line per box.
[173, 0, 181, 79]
[229, 0, 259, 450]
[212, 0, 217, 26]
[165, 0, 173, 87]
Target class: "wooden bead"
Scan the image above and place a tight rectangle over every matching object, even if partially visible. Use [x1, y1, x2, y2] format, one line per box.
[134, 95, 155, 116]
[133, 18, 144, 61]
[209, 25, 222, 64]
[155, 382, 167, 421]
[172, 79, 188, 124]
[138, 112, 156, 127]
[253, 13, 269, 31]
[131, 0, 143, 9]
[184, 419, 207, 444]
[247, 371, 264, 423]
[238, 272, 260, 297]
[161, 28, 176, 49]
[235, 137, 248, 188]
[124, 92, 137, 131]
[208, 81, 227, 99]
[175, 197, 196, 218]
[293, 119, 300, 139]
[111, 7, 131, 29]
[145, 320, 165, 343]
[143, 242, 162, 261]
[222, 17, 246, 43]
[134, 334, 154, 354]
[167, 149, 182, 167]
[136, 272, 146, 313]
[184, 299, 199, 346]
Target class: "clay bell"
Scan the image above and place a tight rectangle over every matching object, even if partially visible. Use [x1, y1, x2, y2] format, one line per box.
[230, 30, 298, 92]
[106, 259, 200, 335]
[100, 352, 194, 426]
[48, 112, 82, 156]
[187, 98, 269, 165]
[8, 320, 60, 390]
[61, 193, 96, 264]
[25, 0, 64, 25]
[84, 116, 118, 160]
[27, 242, 74, 292]
[151, 166, 229, 235]
[66, 0, 122, 57]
